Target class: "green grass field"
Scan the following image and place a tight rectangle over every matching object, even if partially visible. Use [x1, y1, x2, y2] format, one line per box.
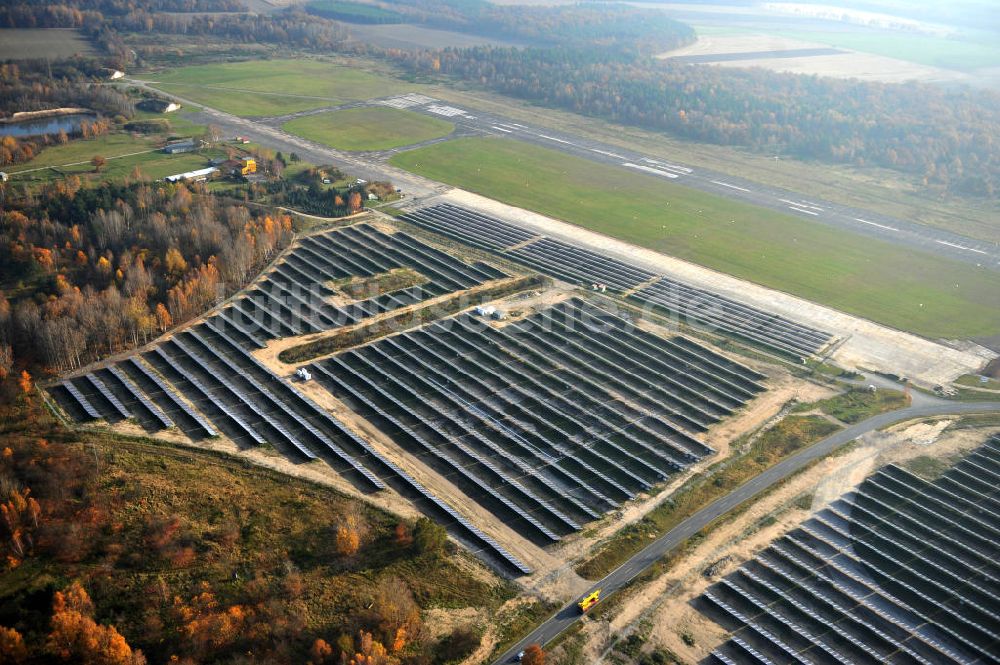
[148, 59, 414, 116]
[391, 137, 1000, 338]
[283, 107, 454, 151]
[0, 28, 94, 60]
[6, 130, 224, 184]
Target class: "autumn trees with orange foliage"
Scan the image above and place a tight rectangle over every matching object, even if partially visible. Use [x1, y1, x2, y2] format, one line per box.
[47, 582, 145, 665]
[0, 181, 294, 372]
[521, 644, 545, 665]
[0, 381, 495, 665]
[335, 502, 367, 557]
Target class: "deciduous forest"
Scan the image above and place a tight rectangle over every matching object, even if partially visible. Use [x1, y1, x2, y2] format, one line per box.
[0, 179, 294, 375]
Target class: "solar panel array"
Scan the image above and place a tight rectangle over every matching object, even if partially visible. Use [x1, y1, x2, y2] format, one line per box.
[53, 328, 535, 574]
[399, 203, 833, 359]
[309, 298, 765, 543]
[210, 223, 506, 349]
[700, 436, 1000, 665]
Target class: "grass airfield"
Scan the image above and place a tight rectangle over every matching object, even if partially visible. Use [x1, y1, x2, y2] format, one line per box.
[392, 137, 1000, 339]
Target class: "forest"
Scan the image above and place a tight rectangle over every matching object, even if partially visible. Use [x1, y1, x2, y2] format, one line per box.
[0, 178, 294, 377]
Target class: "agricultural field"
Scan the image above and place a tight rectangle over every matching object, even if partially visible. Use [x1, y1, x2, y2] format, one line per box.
[306, 0, 405, 23]
[347, 23, 525, 49]
[0, 28, 95, 60]
[391, 137, 1000, 339]
[692, 23, 1000, 73]
[146, 59, 414, 116]
[283, 107, 454, 151]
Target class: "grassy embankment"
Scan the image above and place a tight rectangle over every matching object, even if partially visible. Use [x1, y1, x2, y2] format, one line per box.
[574, 388, 908, 580]
[148, 59, 415, 117]
[0, 388, 510, 662]
[391, 137, 1000, 339]
[284, 107, 454, 151]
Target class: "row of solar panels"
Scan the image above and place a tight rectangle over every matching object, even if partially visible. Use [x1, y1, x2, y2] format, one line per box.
[400, 203, 833, 359]
[304, 300, 756, 542]
[52, 325, 534, 575]
[211, 223, 507, 349]
[702, 437, 1000, 665]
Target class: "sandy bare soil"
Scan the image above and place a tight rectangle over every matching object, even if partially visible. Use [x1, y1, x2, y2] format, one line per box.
[659, 33, 972, 85]
[441, 189, 996, 386]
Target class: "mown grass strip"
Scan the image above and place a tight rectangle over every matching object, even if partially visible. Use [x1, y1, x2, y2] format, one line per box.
[279, 275, 548, 363]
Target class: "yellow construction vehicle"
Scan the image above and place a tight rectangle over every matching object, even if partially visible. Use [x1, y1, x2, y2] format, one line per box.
[578, 589, 601, 613]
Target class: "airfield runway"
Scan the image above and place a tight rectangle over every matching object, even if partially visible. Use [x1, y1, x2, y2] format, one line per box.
[134, 79, 1000, 268]
[378, 94, 1000, 268]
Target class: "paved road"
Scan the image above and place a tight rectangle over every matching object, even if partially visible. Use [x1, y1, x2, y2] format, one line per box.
[491, 395, 1000, 664]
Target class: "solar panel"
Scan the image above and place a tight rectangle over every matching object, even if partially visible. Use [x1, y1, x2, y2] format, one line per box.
[154, 345, 265, 445]
[108, 366, 173, 429]
[84, 373, 131, 419]
[62, 380, 102, 420]
[126, 357, 216, 436]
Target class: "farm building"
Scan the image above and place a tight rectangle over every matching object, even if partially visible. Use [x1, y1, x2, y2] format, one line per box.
[164, 166, 218, 183]
[163, 139, 201, 154]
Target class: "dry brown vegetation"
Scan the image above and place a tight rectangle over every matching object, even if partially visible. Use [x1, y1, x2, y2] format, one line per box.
[0, 380, 512, 664]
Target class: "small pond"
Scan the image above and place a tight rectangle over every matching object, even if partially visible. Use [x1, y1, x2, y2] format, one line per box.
[0, 113, 96, 138]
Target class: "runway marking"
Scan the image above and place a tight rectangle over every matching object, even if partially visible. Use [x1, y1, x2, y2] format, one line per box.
[491, 126, 513, 133]
[642, 158, 692, 173]
[780, 198, 823, 212]
[711, 180, 751, 192]
[509, 123, 528, 129]
[935, 240, 988, 255]
[426, 104, 468, 117]
[538, 134, 574, 145]
[589, 148, 626, 159]
[788, 206, 819, 216]
[623, 162, 679, 179]
[854, 217, 899, 232]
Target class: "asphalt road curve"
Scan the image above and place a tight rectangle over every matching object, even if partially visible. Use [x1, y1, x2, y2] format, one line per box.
[492, 398, 1000, 664]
